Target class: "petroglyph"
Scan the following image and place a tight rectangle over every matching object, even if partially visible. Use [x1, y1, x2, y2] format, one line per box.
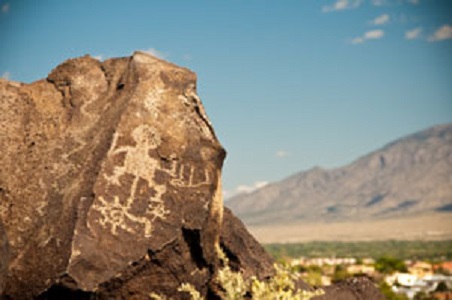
[93, 124, 168, 237]
[104, 125, 162, 186]
[92, 121, 216, 236]
[165, 162, 211, 188]
[94, 196, 146, 235]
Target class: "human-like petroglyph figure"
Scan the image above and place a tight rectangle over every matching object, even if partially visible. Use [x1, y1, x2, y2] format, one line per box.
[93, 121, 214, 237]
[105, 125, 162, 186]
[92, 125, 168, 237]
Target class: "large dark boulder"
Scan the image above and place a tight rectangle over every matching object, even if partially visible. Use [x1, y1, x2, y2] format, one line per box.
[0, 52, 383, 299]
[0, 52, 273, 299]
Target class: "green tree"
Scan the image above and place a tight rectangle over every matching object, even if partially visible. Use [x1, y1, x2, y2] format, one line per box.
[332, 265, 351, 283]
[378, 282, 409, 300]
[375, 256, 407, 274]
[413, 291, 435, 300]
[435, 281, 449, 292]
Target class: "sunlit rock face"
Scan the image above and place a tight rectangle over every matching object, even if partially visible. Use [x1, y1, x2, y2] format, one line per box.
[0, 52, 383, 300]
[0, 52, 275, 299]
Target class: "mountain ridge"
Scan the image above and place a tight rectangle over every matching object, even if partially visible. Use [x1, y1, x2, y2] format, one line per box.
[226, 123, 452, 226]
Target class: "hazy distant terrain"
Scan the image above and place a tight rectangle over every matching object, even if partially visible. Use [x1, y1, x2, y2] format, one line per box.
[247, 213, 452, 243]
[227, 124, 452, 242]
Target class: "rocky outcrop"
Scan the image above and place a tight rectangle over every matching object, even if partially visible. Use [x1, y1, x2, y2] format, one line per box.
[0, 52, 273, 299]
[220, 208, 275, 280]
[315, 277, 385, 300]
[0, 52, 383, 300]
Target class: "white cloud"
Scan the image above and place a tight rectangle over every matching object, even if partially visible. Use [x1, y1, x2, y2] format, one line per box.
[371, 14, 390, 25]
[2, 3, 9, 14]
[276, 150, 289, 158]
[1, 71, 10, 80]
[428, 24, 452, 42]
[351, 29, 385, 44]
[255, 181, 268, 189]
[405, 27, 422, 40]
[372, 0, 419, 6]
[224, 181, 269, 199]
[93, 55, 103, 61]
[235, 185, 255, 194]
[322, 0, 361, 12]
[365, 29, 384, 39]
[143, 48, 167, 59]
[351, 37, 365, 44]
[236, 181, 269, 194]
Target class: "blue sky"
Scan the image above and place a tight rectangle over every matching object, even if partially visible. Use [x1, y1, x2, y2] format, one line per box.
[1, 0, 451, 198]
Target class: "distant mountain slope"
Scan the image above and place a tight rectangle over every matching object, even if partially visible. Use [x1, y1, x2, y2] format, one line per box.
[226, 124, 452, 226]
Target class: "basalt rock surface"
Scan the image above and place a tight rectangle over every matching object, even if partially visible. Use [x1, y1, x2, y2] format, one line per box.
[315, 277, 385, 300]
[0, 53, 383, 300]
[0, 52, 274, 299]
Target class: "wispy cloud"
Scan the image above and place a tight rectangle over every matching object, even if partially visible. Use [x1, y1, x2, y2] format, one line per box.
[143, 48, 167, 59]
[428, 24, 452, 42]
[372, 0, 419, 6]
[276, 150, 289, 158]
[1, 3, 9, 14]
[1, 71, 10, 79]
[351, 29, 385, 44]
[322, 0, 362, 13]
[371, 14, 390, 25]
[365, 30, 385, 39]
[405, 27, 422, 40]
[351, 37, 365, 44]
[236, 181, 269, 194]
[93, 55, 104, 61]
[224, 181, 269, 199]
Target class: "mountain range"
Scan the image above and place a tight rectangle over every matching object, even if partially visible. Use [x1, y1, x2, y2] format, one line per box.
[226, 124, 452, 228]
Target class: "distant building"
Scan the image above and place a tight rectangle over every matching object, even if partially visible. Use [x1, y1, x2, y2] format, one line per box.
[362, 258, 375, 265]
[408, 261, 433, 278]
[422, 274, 452, 291]
[434, 262, 452, 275]
[433, 291, 452, 300]
[347, 264, 376, 276]
[321, 275, 332, 286]
[385, 273, 418, 287]
[388, 274, 452, 300]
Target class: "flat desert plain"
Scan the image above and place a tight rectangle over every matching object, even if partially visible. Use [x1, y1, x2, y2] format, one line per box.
[247, 213, 452, 244]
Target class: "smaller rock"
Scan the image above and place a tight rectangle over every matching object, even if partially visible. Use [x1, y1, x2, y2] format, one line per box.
[220, 207, 275, 280]
[314, 276, 384, 300]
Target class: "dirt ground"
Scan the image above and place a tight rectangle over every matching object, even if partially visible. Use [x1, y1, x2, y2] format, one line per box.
[247, 213, 452, 243]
